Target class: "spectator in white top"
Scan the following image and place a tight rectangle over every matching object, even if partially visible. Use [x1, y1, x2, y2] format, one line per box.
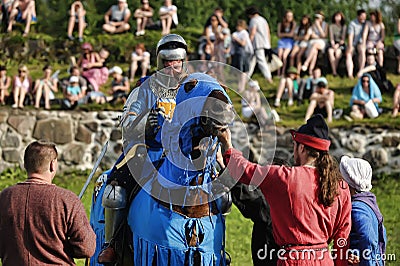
[231, 19, 253, 92]
[32, 64, 58, 110]
[246, 6, 273, 84]
[108, 66, 130, 104]
[301, 11, 328, 75]
[130, 43, 150, 82]
[102, 0, 131, 34]
[345, 9, 367, 79]
[159, 0, 178, 36]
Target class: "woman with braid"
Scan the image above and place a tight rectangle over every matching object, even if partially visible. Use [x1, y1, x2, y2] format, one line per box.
[218, 114, 351, 265]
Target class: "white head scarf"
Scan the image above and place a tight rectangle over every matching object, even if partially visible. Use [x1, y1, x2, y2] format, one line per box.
[339, 156, 373, 192]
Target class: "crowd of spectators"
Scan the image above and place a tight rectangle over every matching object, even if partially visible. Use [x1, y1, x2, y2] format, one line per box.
[0, 2, 398, 123]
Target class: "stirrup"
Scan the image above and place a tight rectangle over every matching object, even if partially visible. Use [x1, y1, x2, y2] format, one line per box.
[97, 243, 117, 264]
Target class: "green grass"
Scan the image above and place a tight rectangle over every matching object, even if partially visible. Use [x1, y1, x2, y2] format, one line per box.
[0, 168, 399, 265]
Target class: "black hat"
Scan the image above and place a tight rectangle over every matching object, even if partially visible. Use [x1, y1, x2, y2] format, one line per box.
[0, 65, 6, 71]
[290, 114, 330, 151]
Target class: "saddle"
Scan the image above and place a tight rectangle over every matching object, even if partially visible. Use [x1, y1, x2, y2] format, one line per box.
[151, 177, 220, 218]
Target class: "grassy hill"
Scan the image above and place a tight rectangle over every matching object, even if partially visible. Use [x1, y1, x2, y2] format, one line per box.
[1, 29, 400, 128]
[0, 168, 398, 265]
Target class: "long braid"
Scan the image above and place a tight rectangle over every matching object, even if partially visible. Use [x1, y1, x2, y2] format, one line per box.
[306, 147, 341, 207]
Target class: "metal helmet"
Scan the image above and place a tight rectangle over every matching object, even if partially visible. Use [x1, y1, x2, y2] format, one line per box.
[156, 34, 187, 70]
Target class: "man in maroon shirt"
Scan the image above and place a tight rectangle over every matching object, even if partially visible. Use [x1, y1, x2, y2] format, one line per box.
[218, 114, 351, 266]
[0, 140, 96, 265]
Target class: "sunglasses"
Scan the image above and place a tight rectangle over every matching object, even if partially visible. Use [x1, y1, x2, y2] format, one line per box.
[362, 79, 369, 83]
[19, 70, 26, 73]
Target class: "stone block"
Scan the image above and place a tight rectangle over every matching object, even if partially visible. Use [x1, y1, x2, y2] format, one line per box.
[75, 125, 92, 144]
[0, 111, 9, 123]
[382, 135, 400, 147]
[33, 118, 73, 144]
[8, 115, 36, 137]
[344, 134, 366, 153]
[95, 131, 108, 144]
[62, 143, 86, 165]
[0, 129, 20, 148]
[2, 149, 21, 163]
[84, 122, 98, 132]
[363, 148, 388, 168]
[110, 129, 122, 141]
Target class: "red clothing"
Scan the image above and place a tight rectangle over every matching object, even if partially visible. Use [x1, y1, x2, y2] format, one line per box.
[0, 182, 96, 265]
[223, 148, 351, 266]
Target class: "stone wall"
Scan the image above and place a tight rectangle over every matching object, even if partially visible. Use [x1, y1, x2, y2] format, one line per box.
[0, 109, 123, 173]
[0, 109, 399, 175]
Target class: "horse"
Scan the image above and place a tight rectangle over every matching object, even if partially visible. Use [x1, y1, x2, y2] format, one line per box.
[89, 71, 235, 266]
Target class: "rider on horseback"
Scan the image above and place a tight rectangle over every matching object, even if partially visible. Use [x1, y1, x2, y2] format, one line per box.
[97, 34, 188, 264]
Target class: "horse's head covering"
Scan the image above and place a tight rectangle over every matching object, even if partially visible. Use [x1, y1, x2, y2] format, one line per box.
[158, 73, 233, 188]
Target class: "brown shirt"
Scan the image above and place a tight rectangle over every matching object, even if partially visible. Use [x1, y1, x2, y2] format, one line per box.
[0, 182, 96, 265]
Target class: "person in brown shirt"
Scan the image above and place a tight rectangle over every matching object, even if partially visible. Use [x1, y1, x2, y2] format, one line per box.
[0, 140, 96, 265]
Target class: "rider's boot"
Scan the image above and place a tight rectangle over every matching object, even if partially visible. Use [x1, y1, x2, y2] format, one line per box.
[97, 181, 127, 263]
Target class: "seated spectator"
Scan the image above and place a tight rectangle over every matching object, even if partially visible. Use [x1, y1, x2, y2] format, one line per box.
[69, 65, 88, 93]
[363, 10, 385, 67]
[350, 73, 382, 120]
[130, 43, 150, 82]
[102, 0, 131, 34]
[159, 0, 178, 36]
[67, 0, 86, 42]
[32, 64, 58, 110]
[241, 80, 271, 129]
[274, 66, 300, 107]
[12, 64, 32, 109]
[289, 14, 312, 74]
[63, 76, 85, 109]
[7, 0, 37, 37]
[86, 91, 107, 104]
[395, 17, 400, 74]
[108, 66, 129, 104]
[77, 42, 109, 92]
[231, 19, 253, 92]
[301, 11, 328, 75]
[346, 9, 367, 79]
[356, 52, 394, 93]
[304, 80, 334, 123]
[276, 10, 296, 77]
[298, 67, 327, 102]
[134, 0, 154, 36]
[327, 11, 346, 77]
[2, 0, 14, 33]
[392, 83, 400, 117]
[0, 65, 11, 105]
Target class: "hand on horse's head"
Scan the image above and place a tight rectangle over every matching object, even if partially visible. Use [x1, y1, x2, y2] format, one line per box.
[217, 127, 232, 151]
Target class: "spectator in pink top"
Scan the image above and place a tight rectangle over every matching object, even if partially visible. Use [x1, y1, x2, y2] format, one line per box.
[77, 42, 109, 92]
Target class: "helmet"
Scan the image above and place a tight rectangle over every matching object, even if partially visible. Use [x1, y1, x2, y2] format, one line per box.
[156, 34, 187, 70]
[81, 42, 93, 51]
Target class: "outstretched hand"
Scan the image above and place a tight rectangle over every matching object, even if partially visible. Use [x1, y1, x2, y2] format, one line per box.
[217, 128, 233, 151]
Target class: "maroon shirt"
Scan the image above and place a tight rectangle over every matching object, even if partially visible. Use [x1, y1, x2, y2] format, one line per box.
[0, 182, 96, 265]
